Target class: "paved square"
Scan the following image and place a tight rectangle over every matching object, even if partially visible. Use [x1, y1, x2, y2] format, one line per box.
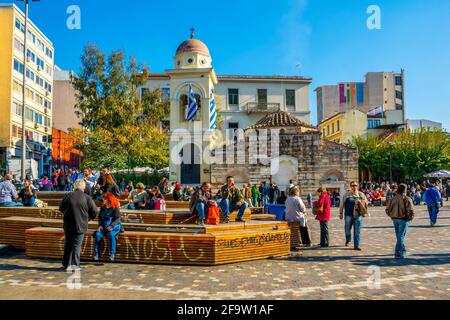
[0, 204, 449, 300]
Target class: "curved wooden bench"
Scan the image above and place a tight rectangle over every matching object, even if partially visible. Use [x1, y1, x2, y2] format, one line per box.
[25, 223, 290, 265]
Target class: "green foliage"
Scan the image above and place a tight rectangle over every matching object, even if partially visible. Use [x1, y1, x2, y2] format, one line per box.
[114, 172, 168, 188]
[351, 129, 450, 181]
[71, 45, 170, 170]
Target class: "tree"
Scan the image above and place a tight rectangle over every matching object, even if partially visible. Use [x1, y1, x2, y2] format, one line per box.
[351, 129, 450, 181]
[71, 45, 170, 170]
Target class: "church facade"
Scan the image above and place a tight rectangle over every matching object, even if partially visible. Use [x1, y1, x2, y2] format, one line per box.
[137, 34, 358, 194]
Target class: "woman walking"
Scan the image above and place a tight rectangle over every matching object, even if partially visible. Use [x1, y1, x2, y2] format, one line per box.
[339, 181, 368, 251]
[313, 188, 331, 247]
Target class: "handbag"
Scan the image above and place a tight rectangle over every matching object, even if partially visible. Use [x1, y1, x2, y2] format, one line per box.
[312, 203, 323, 215]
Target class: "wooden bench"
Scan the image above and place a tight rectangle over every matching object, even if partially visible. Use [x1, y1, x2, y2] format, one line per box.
[25, 223, 290, 265]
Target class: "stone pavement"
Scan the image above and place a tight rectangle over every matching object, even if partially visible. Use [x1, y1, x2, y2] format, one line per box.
[0, 204, 449, 300]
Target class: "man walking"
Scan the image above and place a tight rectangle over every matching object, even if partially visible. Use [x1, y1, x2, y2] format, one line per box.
[59, 179, 98, 270]
[423, 182, 442, 227]
[386, 183, 415, 259]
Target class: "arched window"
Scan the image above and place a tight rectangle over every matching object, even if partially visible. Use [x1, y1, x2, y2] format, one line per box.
[179, 93, 201, 121]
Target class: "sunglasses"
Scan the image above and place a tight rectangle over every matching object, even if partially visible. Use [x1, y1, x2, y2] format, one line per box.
[351, 184, 358, 187]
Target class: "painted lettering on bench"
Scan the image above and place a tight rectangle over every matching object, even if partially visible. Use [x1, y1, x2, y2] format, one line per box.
[120, 212, 144, 224]
[217, 232, 290, 249]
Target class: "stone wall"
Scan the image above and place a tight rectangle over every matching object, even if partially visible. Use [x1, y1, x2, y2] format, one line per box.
[210, 127, 358, 196]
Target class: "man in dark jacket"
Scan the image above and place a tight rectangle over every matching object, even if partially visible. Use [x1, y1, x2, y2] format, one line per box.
[59, 179, 98, 270]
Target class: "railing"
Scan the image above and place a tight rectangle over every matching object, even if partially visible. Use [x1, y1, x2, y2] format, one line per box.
[245, 102, 281, 114]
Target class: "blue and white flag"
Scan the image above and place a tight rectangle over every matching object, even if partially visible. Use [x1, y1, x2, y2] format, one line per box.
[187, 84, 199, 121]
[209, 88, 217, 129]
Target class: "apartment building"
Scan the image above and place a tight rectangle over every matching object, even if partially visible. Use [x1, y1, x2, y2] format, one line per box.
[0, 3, 54, 178]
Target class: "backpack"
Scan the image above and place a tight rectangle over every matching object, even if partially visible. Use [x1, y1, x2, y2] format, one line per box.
[154, 199, 166, 211]
[207, 205, 220, 225]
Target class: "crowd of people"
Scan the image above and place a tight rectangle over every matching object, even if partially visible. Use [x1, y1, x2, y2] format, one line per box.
[1, 168, 448, 271]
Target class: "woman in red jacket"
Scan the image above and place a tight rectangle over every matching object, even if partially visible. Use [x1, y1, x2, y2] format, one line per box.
[313, 188, 331, 247]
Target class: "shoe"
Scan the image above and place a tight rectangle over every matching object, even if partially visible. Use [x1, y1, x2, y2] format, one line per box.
[355, 247, 362, 251]
[93, 254, 99, 261]
[235, 218, 245, 222]
[109, 254, 115, 262]
[345, 242, 350, 247]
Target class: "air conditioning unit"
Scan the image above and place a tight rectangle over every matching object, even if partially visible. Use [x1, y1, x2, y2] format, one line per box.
[44, 127, 48, 133]
[34, 124, 38, 129]
[26, 57, 30, 62]
[44, 108, 48, 114]
[45, 91, 49, 96]
[37, 65, 41, 71]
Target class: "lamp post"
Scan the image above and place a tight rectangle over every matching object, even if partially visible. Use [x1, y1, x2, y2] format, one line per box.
[17, 0, 40, 181]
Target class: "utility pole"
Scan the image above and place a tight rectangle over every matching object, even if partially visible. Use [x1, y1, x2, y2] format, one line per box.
[20, 0, 30, 181]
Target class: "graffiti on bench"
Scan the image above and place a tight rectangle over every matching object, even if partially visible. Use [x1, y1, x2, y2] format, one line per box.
[217, 232, 290, 249]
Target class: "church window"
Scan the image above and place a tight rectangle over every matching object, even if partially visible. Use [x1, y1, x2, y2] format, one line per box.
[187, 58, 194, 64]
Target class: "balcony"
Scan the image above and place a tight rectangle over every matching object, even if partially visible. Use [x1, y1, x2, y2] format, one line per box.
[245, 102, 281, 114]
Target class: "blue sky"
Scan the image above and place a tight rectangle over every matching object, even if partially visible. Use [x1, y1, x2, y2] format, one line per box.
[10, 0, 450, 129]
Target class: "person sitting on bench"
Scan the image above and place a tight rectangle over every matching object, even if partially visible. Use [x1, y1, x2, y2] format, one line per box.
[218, 176, 247, 223]
[189, 182, 215, 225]
[0, 174, 23, 207]
[19, 180, 36, 207]
[94, 192, 122, 262]
[127, 183, 148, 210]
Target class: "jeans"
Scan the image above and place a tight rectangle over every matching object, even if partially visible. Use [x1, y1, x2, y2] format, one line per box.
[393, 219, 410, 258]
[345, 215, 363, 248]
[220, 199, 247, 219]
[427, 204, 439, 225]
[196, 203, 206, 220]
[0, 201, 24, 207]
[94, 224, 121, 255]
[320, 221, 329, 247]
[262, 195, 269, 207]
[23, 197, 35, 207]
[63, 231, 84, 269]
[252, 198, 257, 207]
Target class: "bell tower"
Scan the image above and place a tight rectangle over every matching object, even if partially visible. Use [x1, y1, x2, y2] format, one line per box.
[167, 30, 218, 185]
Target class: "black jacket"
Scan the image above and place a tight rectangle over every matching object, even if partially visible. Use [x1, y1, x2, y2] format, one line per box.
[60, 190, 98, 234]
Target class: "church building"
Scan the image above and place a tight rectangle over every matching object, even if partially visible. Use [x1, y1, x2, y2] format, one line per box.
[139, 32, 358, 194]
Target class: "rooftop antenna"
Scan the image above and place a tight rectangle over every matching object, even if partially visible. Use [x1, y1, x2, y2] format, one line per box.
[295, 62, 302, 76]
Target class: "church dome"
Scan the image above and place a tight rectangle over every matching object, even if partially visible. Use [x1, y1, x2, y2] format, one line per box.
[176, 38, 210, 57]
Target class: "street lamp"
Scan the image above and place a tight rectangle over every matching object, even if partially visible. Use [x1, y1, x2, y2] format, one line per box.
[16, 0, 40, 181]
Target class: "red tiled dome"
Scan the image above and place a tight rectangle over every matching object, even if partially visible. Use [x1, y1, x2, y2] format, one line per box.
[176, 39, 210, 56]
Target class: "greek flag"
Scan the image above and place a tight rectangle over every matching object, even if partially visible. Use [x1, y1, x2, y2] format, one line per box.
[187, 84, 199, 121]
[209, 88, 217, 129]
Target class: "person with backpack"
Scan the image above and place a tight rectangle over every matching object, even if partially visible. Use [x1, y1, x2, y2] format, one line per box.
[189, 182, 215, 225]
[386, 183, 415, 259]
[339, 181, 368, 251]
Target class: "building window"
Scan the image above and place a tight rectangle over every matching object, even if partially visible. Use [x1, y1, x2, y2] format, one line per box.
[395, 90, 403, 99]
[25, 108, 34, 122]
[337, 120, 340, 131]
[228, 89, 239, 105]
[14, 38, 24, 52]
[327, 125, 330, 136]
[286, 90, 295, 107]
[368, 119, 382, 129]
[160, 87, 170, 101]
[322, 128, 325, 136]
[257, 89, 268, 108]
[395, 104, 403, 110]
[141, 88, 149, 98]
[395, 76, 402, 86]
[332, 123, 335, 134]
[13, 59, 24, 74]
[12, 102, 22, 116]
